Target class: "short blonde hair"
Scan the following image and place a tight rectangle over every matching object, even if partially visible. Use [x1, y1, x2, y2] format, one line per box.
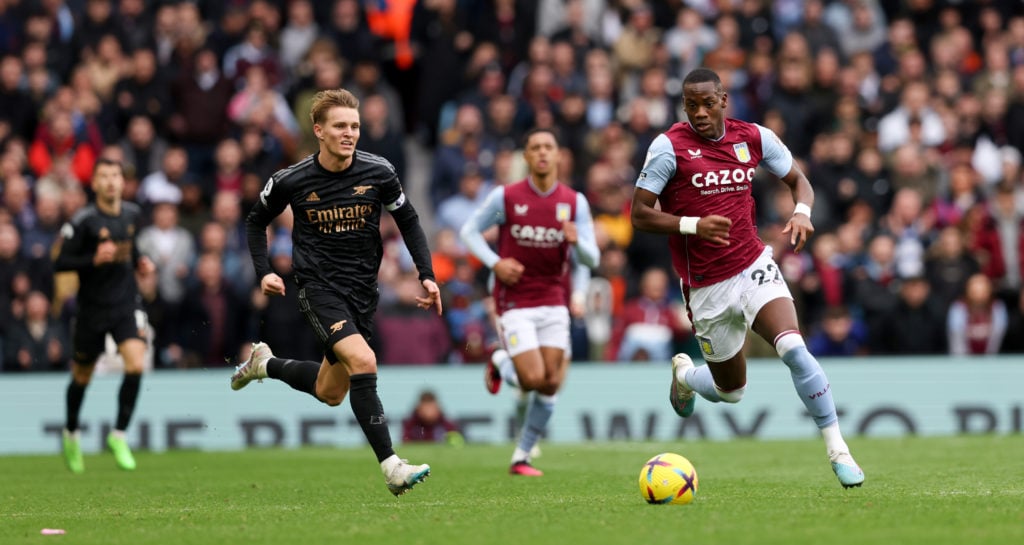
[309, 88, 360, 125]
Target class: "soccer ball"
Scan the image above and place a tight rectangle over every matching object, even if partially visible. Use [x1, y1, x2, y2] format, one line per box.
[639, 452, 699, 505]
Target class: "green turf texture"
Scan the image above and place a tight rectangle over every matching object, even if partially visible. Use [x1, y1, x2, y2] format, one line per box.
[2, 435, 1022, 545]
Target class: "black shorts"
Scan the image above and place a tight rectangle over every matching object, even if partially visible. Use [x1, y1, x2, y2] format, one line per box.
[297, 285, 375, 364]
[72, 307, 146, 364]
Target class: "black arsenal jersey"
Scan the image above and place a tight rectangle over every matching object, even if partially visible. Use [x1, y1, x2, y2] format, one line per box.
[53, 202, 144, 310]
[246, 151, 434, 314]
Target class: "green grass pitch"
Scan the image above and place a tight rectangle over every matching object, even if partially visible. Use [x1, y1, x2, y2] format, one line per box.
[2, 435, 1022, 545]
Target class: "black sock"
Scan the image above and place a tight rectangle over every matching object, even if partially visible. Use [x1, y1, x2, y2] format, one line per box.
[115, 373, 142, 431]
[267, 357, 320, 399]
[66, 380, 88, 432]
[349, 373, 394, 462]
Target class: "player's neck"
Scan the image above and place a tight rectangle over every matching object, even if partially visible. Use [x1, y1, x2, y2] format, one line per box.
[96, 197, 121, 216]
[318, 151, 353, 173]
[530, 173, 557, 192]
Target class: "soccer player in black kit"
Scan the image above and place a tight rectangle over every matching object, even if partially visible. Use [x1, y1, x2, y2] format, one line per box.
[54, 158, 156, 473]
[232, 88, 442, 496]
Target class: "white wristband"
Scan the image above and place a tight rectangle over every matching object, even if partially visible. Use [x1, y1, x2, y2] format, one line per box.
[678, 216, 699, 235]
[793, 203, 812, 217]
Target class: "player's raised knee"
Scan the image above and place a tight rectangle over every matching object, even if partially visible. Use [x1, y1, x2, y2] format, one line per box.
[715, 384, 746, 403]
[317, 387, 346, 406]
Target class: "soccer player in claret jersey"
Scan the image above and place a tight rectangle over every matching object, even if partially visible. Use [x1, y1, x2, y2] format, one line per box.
[54, 158, 156, 473]
[231, 89, 442, 496]
[461, 128, 599, 476]
[630, 68, 865, 488]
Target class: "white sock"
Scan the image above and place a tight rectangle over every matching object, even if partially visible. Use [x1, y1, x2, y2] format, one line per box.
[64, 429, 80, 440]
[511, 447, 531, 464]
[821, 423, 850, 455]
[380, 454, 401, 474]
[110, 429, 126, 439]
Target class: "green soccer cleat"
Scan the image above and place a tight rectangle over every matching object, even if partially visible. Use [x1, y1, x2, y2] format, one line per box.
[107, 432, 137, 471]
[669, 353, 697, 418]
[62, 429, 84, 474]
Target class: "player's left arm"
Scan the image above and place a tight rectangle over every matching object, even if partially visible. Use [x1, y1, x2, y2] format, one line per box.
[569, 254, 591, 318]
[567, 194, 600, 269]
[384, 174, 442, 315]
[757, 124, 814, 252]
[129, 207, 155, 276]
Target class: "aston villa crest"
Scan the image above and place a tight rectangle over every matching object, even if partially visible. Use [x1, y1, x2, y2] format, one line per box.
[733, 142, 751, 163]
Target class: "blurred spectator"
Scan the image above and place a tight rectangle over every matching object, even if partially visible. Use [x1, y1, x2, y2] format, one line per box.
[119, 115, 168, 180]
[431, 103, 496, 207]
[2, 290, 69, 372]
[410, 0, 474, 144]
[137, 199, 196, 328]
[278, 0, 319, 73]
[20, 191, 61, 262]
[947, 273, 1008, 356]
[169, 46, 235, 174]
[178, 252, 250, 367]
[925, 226, 980, 313]
[0, 54, 37, 141]
[213, 138, 245, 196]
[113, 47, 169, 134]
[402, 390, 463, 444]
[435, 169, 490, 233]
[358, 94, 407, 180]
[28, 108, 96, 185]
[987, 183, 1024, 300]
[376, 273, 451, 364]
[222, 21, 281, 85]
[227, 64, 300, 158]
[608, 267, 687, 362]
[877, 81, 945, 153]
[326, 0, 376, 67]
[807, 305, 869, 357]
[869, 273, 944, 355]
[137, 145, 191, 206]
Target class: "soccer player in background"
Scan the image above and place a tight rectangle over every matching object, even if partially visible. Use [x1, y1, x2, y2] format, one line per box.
[231, 89, 441, 496]
[54, 158, 156, 473]
[630, 68, 865, 488]
[461, 128, 599, 476]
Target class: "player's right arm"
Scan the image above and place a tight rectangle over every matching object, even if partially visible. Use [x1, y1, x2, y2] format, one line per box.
[630, 134, 732, 246]
[246, 174, 291, 295]
[459, 186, 524, 285]
[53, 212, 102, 271]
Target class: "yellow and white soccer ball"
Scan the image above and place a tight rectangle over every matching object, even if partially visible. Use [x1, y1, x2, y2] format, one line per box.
[639, 452, 699, 505]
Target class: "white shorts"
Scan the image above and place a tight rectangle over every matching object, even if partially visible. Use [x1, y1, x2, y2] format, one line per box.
[683, 246, 792, 362]
[498, 305, 571, 357]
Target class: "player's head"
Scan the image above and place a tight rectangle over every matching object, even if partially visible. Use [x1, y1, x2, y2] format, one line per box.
[523, 128, 560, 180]
[682, 68, 728, 140]
[91, 158, 125, 203]
[311, 88, 361, 164]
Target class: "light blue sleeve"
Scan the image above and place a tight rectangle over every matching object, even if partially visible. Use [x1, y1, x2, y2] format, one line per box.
[756, 124, 794, 177]
[571, 254, 591, 298]
[572, 193, 600, 269]
[459, 186, 505, 269]
[635, 134, 677, 195]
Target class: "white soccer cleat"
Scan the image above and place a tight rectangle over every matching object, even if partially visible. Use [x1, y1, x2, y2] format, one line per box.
[230, 342, 272, 391]
[669, 353, 697, 418]
[384, 459, 431, 496]
[829, 451, 865, 489]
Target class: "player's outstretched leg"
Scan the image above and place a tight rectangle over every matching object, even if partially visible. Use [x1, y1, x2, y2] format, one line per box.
[231, 342, 272, 390]
[62, 429, 84, 474]
[383, 458, 432, 496]
[669, 354, 697, 417]
[107, 431, 136, 471]
[775, 331, 864, 488]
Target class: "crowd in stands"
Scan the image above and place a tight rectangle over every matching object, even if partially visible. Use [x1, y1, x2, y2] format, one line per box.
[2, 0, 1023, 372]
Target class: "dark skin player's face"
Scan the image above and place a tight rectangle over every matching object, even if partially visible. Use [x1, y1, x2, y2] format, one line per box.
[682, 81, 728, 140]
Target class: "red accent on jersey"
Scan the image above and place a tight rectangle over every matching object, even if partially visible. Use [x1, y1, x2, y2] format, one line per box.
[494, 179, 578, 314]
[660, 119, 767, 287]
